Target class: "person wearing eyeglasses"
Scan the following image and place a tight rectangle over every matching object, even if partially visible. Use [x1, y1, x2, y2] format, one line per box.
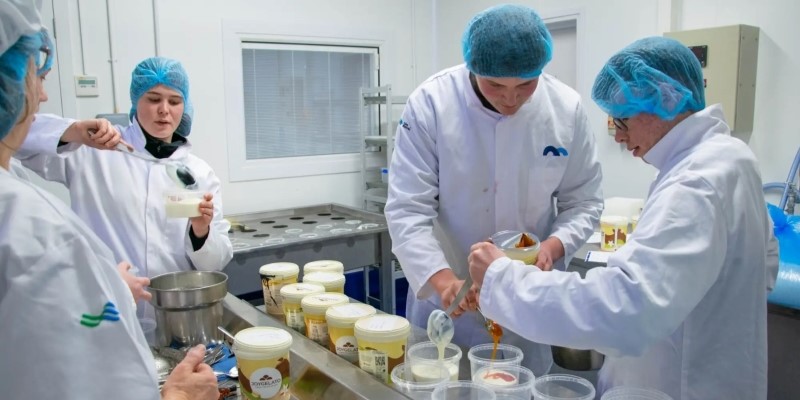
[384, 4, 603, 377]
[469, 36, 777, 399]
[0, 1, 218, 398]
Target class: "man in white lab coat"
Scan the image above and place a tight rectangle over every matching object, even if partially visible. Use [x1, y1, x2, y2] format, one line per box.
[385, 4, 603, 376]
[15, 57, 232, 321]
[469, 37, 779, 399]
[0, 3, 217, 397]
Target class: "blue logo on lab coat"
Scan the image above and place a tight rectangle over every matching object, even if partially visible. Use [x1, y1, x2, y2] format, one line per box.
[80, 301, 120, 328]
[399, 119, 410, 131]
[543, 146, 568, 156]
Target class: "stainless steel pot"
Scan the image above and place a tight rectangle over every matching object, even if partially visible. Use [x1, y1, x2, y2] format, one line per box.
[552, 345, 605, 371]
[148, 271, 228, 348]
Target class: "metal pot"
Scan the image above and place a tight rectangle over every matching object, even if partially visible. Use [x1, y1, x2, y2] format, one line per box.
[148, 271, 228, 348]
[551, 345, 605, 371]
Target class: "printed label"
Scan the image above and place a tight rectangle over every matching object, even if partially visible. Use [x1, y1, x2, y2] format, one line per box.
[359, 349, 389, 382]
[334, 335, 359, 363]
[286, 309, 305, 334]
[306, 319, 329, 346]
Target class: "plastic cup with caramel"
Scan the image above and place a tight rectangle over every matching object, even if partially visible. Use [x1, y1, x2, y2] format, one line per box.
[490, 230, 540, 265]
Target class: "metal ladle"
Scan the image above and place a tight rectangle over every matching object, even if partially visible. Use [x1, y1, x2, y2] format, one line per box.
[88, 129, 198, 190]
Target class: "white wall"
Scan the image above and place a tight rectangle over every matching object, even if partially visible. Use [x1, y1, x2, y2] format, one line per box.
[432, 0, 799, 201]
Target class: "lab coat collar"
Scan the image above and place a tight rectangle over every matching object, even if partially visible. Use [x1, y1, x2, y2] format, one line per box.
[127, 116, 193, 161]
[643, 104, 728, 171]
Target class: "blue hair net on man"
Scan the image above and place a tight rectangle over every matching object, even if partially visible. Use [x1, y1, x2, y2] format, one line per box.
[129, 56, 194, 137]
[592, 36, 706, 121]
[0, 29, 52, 140]
[462, 4, 553, 79]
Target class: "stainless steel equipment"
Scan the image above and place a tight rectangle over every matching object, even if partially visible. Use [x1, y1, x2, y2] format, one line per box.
[224, 203, 396, 312]
[149, 271, 228, 348]
[551, 345, 605, 371]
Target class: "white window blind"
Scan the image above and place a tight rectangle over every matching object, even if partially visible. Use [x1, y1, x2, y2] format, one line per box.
[241, 42, 377, 160]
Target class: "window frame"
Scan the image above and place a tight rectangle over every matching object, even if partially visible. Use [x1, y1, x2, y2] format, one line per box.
[222, 20, 389, 182]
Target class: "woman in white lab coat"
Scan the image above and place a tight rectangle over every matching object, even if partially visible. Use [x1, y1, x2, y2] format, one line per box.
[15, 57, 232, 319]
[385, 4, 603, 377]
[470, 37, 778, 399]
[0, 10, 216, 398]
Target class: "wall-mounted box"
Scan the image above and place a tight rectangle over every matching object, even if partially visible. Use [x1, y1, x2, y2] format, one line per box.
[665, 24, 759, 138]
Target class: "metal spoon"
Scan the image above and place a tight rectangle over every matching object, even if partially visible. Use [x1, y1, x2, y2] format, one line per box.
[88, 129, 198, 190]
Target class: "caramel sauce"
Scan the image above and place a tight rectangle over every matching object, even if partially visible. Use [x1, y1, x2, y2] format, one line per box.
[487, 319, 504, 369]
[515, 233, 536, 248]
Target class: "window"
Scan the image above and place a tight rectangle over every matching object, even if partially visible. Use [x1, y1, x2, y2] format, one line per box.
[222, 20, 390, 182]
[241, 43, 377, 160]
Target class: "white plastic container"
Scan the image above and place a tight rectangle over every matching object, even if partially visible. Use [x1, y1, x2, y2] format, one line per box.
[474, 365, 535, 400]
[533, 374, 595, 400]
[303, 260, 345, 275]
[467, 343, 523, 378]
[300, 293, 349, 347]
[354, 315, 411, 383]
[431, 381, 497, 400]
[381, 167, 389, 183]
[325, 303, 376, 363]
[164, 190, 202, 218]
[406, 341, 462, 381]
[279, 283, 325, 334]
[259, 262, 299, 316]
[391, 362, 450, 397]
[302, 271, 346, 293]
[600, 215, 629, 251]
[233, 327, 293, 400]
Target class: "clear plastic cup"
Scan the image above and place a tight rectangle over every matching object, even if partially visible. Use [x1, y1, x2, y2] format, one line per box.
[533, 374, 595, 400]
[164, 190, 203, 218]
[431, 381, 497, 400]
[391, 362, 450, 399]
[601, 386, 673, 400]
[467, 343, 523, 378]
[473, 365, 535, 400]
[406, 341, 462, 381]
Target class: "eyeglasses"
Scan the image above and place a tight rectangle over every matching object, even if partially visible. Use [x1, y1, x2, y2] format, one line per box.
[612, 117, 629, 131]
[36, 45, 52, 76]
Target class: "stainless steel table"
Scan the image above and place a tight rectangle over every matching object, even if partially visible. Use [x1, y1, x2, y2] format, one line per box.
[223, 204, 395, 313]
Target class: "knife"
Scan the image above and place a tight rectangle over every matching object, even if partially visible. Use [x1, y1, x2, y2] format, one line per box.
[444, 276, 472, 316]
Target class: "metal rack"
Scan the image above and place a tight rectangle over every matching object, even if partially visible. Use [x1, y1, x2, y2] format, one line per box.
[359, 85, 407, 212]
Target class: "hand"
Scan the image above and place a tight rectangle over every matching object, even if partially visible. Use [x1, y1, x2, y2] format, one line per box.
[534, 237, 564, 271]
[161, 344, 218, 400]
[63, 118, 132, 151]
[189, 193, 214, 238]
[468, 241, 506, 288]
[116, 262, 151, 303]
[428, 269, 478, 318]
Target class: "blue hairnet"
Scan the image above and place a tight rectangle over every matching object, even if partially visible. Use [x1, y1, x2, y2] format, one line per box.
[0, 29, 50, 141]
[462, 4, 553, 79]
[591, 36, 705, 121]
[129, 57, 193, 137]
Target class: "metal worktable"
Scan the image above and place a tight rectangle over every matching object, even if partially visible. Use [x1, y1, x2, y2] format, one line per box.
[221, 293, 472, 399]
[222, 204, 395, 313]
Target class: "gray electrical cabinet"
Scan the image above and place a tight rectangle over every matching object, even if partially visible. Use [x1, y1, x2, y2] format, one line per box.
[665, 24, 759, 139]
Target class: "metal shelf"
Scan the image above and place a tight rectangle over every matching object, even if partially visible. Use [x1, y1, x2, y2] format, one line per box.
[360, 85, 405, 213]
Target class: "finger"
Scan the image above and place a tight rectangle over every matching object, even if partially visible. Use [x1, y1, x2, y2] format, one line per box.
[178, 344, 206, 368]
[194, 362, 213, 374]
[140, 276, 150, 287]
[118, 139, 133, 152]
[204, 193, 213, 201]
[140, 290, 153, 302]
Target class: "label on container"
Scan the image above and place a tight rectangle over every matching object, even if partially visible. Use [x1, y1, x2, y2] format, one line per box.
[306, 319, 329, 346]
[332, 304, 369, 318]
[359, 349, 389, 382]
[239, 361, 290, 400]
[286, 309, 305, 334]
[334, 335, 359, 363]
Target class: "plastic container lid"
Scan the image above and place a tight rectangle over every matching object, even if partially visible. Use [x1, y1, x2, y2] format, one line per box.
[534, 374, 595, 400]
[303, 260, 345, 275]
[354, 315, 410, 342]
[259, 262, 299, 279]
[600, 216, 629, 226]
[302, 271, 346, 289]
[233, 327, 293, 354]
[601, 387, 673, 400]
[300, 292, 350, 316]
[279, 282, 325, 302]
[325, 303, 376, 327]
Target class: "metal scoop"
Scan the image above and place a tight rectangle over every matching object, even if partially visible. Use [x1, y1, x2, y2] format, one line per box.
[88, 129, 198, 190]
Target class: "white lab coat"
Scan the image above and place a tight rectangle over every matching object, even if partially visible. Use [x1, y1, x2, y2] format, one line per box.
[385, 65, 603, 377]
[16, 114, 232, 319]
[480, 105, 778, 400]
[0, 168, 159, 399]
